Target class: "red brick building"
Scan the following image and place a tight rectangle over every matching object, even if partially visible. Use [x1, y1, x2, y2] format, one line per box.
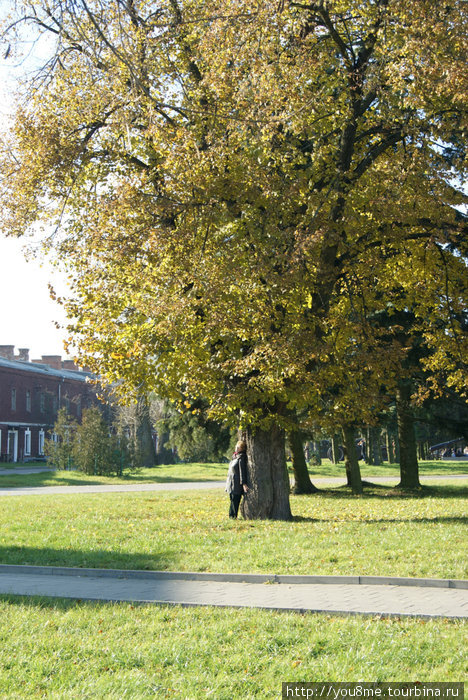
[0, 345, 98, 462]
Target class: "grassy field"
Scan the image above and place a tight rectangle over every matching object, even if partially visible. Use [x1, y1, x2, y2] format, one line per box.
[0, 598, 465, 698]
[0, 459, 466, 489]
[0, 481, 466, 696]
[0, 462, 227, 488]
[0, 483, 466, 579]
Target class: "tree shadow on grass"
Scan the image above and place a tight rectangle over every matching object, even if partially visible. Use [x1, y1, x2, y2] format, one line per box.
[0, 594, 179, 612]
[0, 545, 179, 572]
[292, 482, 467, 523]
[292, 514, 467, 525]
[0, 593, 141, 610]
[301, 482, 468, 500]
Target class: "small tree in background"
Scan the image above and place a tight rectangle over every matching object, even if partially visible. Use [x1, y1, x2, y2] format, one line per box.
[44, 408, 77, 470]
[46, 406, 143, 475]
[113, 421, 145, 472]
[72, 407, 119, 475]
[114, 396, 156, 467]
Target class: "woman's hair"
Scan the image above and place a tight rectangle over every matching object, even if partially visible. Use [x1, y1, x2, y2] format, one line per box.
[235, 440, 247, 453]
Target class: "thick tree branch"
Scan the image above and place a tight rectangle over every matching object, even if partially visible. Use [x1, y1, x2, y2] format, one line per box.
[352, 129, 404, 179]
[335, 219, 468, 268]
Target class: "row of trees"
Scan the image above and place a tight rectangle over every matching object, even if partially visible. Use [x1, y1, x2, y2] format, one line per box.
[45, 397, 233, 471]
[46, 384, 465, 491]
[1, 0, 467, 519]
[288, 385, 468, 496]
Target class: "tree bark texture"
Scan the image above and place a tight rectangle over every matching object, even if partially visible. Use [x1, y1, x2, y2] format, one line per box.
[241, 425, 293, 520]
[396, 382, 420, 488]
[288, 430, 318, 494]
[342, 425, 363, 494]
[135, 396, 156, 467]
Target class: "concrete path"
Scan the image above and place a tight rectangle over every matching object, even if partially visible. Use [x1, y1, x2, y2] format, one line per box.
[0, 565, 466, 619]
[0, 474, 466, 497]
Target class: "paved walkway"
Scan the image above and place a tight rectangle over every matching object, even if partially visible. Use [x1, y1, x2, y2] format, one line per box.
[0, 565, 466, 619]
[0, 474, 466, 497]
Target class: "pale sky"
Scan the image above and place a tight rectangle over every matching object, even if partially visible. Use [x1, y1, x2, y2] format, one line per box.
[0, 23, 71, 361]
[0, 237, 70, 360]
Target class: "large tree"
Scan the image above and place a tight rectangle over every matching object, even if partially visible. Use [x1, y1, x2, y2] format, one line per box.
[1, 0, 467, 519]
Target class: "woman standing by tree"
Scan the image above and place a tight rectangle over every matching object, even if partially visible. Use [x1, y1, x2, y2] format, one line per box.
[226, 441, 249, 519]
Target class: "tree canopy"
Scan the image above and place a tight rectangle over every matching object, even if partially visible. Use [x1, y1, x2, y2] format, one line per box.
[1, 0, 467, 517]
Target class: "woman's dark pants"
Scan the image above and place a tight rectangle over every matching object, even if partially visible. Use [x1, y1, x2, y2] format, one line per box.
[229, 493, 242, 519]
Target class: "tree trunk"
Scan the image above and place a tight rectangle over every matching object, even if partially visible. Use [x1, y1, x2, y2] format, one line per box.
[341, 425, 363, 494]
[241, 424, 292, 520]
[312, 441, 322, 465]
[418, 442, 428, 461]
[366, 426, 373, 465]
[370, 426, 382, 466]
[155, 431, 174, 465]
[385, 429, 395, 464]
[365, 426, 374, 465]
[287, 430, 318, 494]
[331, 433, 341, 464]
[135, 396, 156, 467]
[394, 430, 400, 464]
[396, 382, 420, 489]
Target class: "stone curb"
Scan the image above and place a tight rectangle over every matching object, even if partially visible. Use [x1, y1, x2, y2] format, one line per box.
[18, 595, 463, 620]
[0, 564, 466, 589]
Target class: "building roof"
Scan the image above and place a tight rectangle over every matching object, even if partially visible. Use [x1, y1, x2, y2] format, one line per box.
[0, 356, 93, 382]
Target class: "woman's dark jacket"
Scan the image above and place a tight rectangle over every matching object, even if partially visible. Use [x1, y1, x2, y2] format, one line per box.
[229, 452, 249, 495]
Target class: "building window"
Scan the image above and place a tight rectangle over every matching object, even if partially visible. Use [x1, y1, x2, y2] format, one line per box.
[7, 431, 18, 462]
[76, 396, 82, 418]
[40, 393, 45, 413]
[26, 390, 31, 412]
[24, 429, 31, 456]
[38, 430, 45, 456]
[11, 388, 16, 411]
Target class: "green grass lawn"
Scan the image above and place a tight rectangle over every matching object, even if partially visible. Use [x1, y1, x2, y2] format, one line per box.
[0, 459, 466, 489]
[0, 482, 466, 696]
[0, 598, 465, 698]
[0, 482, 466, 579]
[0, 462, 227, 488]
